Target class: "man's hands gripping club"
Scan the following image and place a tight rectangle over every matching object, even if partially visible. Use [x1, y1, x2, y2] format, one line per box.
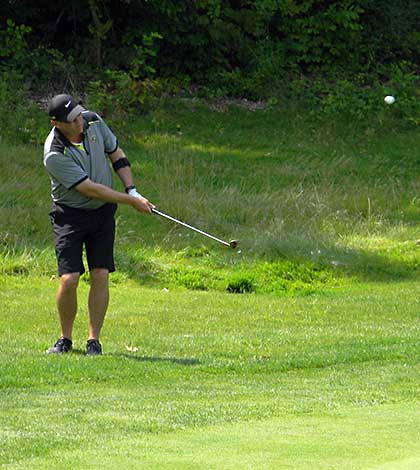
[127, 187, 155, 214]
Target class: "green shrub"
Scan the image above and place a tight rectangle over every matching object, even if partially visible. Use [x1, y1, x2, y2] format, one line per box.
[0, 19, 31, 74]
[226, 273, 256, 294]
[86, 71, 184, 119]
[385, 62, 420, 127]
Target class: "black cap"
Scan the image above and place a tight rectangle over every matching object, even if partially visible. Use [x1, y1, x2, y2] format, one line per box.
[48, 94, 85, 122]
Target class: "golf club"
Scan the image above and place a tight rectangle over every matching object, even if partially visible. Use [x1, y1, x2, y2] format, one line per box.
[152, 208, 239, 249]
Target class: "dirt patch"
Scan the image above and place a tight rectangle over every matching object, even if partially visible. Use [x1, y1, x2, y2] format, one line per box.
[206, 97, 266, 113]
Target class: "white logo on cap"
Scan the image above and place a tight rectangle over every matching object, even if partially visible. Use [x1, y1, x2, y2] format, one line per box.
[64, 100, 71, 108]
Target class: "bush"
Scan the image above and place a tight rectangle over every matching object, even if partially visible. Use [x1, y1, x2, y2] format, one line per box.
[86, 70, 185, 119]
[0, 19, 31, 74]
[226, 274, 256, 294]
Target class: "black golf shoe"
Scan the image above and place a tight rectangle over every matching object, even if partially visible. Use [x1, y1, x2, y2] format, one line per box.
[86, 339, 102, 356]
[46, 336, 73, 354]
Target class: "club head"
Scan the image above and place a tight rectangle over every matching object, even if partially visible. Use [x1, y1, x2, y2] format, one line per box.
[229, 240, 239, 249]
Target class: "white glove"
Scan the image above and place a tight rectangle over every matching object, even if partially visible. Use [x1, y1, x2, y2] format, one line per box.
[128, 188, 143, 199]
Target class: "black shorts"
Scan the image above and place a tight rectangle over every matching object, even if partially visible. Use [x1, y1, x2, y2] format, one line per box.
[49, 202, 117, 276]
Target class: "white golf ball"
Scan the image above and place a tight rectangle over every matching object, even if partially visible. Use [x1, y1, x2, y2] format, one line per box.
[384, 95, 395, 105]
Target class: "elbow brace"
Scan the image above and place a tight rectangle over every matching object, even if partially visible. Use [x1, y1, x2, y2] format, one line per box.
[112, 157, 131, 172]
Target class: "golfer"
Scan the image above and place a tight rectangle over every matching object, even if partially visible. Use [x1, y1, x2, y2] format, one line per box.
[43, 94, 154, 355]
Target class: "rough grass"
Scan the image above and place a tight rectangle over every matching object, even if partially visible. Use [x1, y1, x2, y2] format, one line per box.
[1, 99, 419, 293]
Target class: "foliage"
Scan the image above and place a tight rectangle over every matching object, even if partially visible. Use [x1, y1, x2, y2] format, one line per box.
[1, 1, 420, 104]
[311, 62, 420, 126]
[358, 0, 420, 67]
[123, 31, 163, 79]
[0, 18, 31, 73]
[254, 0, 364, 69]
[86, 71, 184, 120]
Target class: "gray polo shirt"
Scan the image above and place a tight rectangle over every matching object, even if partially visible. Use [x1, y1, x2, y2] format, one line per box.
[43, 111, 118, 209]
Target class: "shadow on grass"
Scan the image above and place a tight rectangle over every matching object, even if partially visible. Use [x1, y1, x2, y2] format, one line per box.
[68, 349, 200, 365]
[259, 237, 420, 282]
[112, 353, 200, 366]
[321, 246, 419, 282]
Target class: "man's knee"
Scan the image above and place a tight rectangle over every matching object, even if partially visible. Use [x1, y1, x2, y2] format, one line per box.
[60, 273, 80, 291]
[90, 268, 109, 286]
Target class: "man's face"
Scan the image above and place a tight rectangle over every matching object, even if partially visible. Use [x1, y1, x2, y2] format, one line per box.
[53, 113, 83, 139]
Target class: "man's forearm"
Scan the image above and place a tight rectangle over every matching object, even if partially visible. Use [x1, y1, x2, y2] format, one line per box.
[115, 166, 134, 191]
[103, 147, 153, 213]
[76, 179, 134, 205]
[75, 178, 153, 214]
[108, 147, 135, 191]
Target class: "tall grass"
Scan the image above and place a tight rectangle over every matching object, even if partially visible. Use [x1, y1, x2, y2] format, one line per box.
[1, 99, 419, 291]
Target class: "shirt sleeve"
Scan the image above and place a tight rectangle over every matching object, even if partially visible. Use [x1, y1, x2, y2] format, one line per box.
[98, 115, 118, 154]
[44, 152, 88, 189]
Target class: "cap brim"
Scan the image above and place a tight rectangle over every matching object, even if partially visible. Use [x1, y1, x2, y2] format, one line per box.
[66, 105, 85, 122]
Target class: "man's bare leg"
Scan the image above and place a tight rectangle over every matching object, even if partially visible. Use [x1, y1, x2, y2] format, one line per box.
[57, 272, 80, 340]
[88, 268, 109, 340]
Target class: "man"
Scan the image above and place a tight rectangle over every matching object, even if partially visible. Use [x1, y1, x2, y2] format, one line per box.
[43, 94, 154, 355]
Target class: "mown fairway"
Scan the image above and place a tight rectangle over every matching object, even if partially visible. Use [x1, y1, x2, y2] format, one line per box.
[0, 278, 420, 468]
[1, 101, 420, 468]
[1, 276, 420, 468]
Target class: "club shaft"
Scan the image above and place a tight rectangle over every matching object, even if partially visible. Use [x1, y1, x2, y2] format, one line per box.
[152, 208, 231, 247]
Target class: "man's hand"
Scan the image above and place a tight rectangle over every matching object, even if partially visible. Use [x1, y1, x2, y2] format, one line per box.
[128, 190, 155, 214]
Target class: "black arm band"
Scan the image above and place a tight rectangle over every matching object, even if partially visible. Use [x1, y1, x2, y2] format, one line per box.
[112, 158, 131, 172]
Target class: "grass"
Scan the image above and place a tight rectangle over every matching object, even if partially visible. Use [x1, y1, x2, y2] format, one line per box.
[1, 98, 420, 467]
[1, 276, 420, 468]
[1, 99, 420, 291]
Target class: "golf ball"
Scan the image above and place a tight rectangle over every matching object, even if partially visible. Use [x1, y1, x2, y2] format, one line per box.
[384, 95, 395, 105]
